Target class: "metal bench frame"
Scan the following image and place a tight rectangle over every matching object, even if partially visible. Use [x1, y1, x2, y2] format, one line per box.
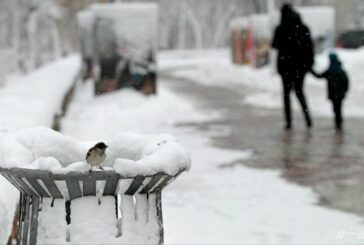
[0, 167, 184, 245]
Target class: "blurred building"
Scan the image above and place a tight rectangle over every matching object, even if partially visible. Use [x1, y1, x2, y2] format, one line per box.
[56, 0, 362, 51]
[230, 6, 336, 67]
[309, 0, 352, 33]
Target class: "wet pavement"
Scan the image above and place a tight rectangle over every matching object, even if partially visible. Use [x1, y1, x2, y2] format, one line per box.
[161, 71, 364, 218]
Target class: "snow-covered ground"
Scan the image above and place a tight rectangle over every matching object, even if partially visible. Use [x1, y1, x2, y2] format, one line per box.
[0, 55, 80, 244]
[160, 48, 364, 118]
[60, 72, 364, 243]
[1, 49, 364, 244]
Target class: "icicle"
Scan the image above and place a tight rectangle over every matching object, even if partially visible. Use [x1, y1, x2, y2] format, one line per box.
[65, 200, 71, 242]
[39, 197, 43, 211]
[96, 180, 106, 205]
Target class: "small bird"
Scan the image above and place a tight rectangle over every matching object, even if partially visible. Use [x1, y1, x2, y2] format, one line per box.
[86, 142, 108, 174]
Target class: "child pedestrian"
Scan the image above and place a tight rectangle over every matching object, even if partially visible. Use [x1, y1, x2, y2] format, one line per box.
[311, 52, 349, 131]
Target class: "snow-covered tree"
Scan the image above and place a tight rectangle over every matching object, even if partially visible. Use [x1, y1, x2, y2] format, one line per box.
[27, 0, 63, 70]
[0, 0, 65, 73]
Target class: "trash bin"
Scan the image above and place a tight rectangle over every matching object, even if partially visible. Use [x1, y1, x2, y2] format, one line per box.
[0, 127, 190, 245]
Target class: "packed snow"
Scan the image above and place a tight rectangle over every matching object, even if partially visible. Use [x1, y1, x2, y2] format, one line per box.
[160, 48, 364, 118]
[0, 55, 80, 244]
[0, 127, 190, 177]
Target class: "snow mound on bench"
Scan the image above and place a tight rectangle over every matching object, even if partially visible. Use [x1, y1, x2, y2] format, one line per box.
[0, 127, 190, 176]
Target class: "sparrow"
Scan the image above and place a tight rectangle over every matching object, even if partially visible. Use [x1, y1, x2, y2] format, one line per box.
[86, 142, 108, 174]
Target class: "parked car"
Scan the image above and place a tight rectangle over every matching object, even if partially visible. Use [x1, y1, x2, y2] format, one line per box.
[336, 30, 364, 49]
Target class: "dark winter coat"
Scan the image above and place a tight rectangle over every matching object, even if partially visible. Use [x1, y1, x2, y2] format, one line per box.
[311, 53, 349, 101]
[272, 10, 314, 76]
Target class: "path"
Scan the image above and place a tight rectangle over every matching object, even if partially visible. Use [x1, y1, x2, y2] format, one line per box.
[161, 71, 364, 218]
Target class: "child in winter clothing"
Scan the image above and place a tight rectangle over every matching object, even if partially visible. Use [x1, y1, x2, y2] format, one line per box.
[311, 52, 349, 131]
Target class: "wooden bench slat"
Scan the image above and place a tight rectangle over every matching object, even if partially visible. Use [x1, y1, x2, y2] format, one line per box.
[140, 174, 164, 194]
[40, 178, 63, 199]
[8, 175, 37, 196]
[2, 168, 182, 198]
[1, 173, 26, 193]
[26, 178, 50, 198]
[103, 177, 119, 196]
[82, 178, 96, 196]
[19, 178, 41, 197]
[4, 167, 172, 180]
[151, 176, 173, 193]
[125, 176, 145, 195]
[66, 178, 82, 200]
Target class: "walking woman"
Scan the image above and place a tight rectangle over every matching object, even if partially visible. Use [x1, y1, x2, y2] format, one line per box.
[272, 4, 314, 130]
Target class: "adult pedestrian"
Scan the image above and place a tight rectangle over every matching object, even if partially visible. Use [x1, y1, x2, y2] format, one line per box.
[272, 4, 314, 130]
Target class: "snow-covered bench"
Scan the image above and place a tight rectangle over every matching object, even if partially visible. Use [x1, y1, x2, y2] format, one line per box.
[0, 128, 190, 245]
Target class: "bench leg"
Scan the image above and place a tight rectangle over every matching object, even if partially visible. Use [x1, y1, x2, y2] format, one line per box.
[29, 197, 40, 245]
[17, 193, 24, 244]
[156, 191, 164, 245]
[18, 195, 40, 245]
[19, 194, 30, 245]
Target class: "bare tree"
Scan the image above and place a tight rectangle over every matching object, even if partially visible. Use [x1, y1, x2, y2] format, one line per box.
[251, 0, 268, 13]
[27, 0, 62, 70]
[351, 0, 364, 29]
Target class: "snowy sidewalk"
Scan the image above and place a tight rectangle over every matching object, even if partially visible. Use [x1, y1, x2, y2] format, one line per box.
[0, 55, 80, 243]
[159, 49, 364, 220]
[60, 72, 364, 244]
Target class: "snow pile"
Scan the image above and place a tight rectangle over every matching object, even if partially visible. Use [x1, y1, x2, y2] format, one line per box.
[0, 127, 190, 176]
[0, 55, 80, 244]
[0, 127, 83, 169]
[61, 81, 212, 139]
[0, 55, 80, 131]
[110, 133, 190, 176]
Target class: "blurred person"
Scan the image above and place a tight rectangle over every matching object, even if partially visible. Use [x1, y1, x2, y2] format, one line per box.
[311, 53, 349, 131]
[272, 3, 314, 130]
